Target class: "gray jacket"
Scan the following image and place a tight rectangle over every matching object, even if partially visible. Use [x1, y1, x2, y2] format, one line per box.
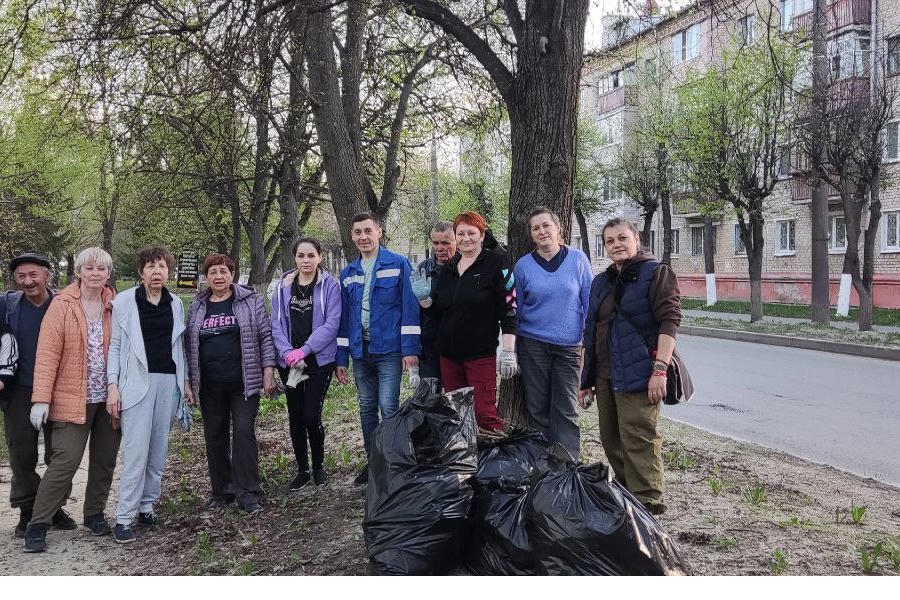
[108, 286, 187, 410]
[185, 284, 276, 398]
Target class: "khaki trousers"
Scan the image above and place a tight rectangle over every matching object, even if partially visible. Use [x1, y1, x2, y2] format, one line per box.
[30, 403, 121, 524]
[595, 377, 664, 508]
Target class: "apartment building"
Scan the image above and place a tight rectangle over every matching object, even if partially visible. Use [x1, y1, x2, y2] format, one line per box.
[581, 0, 900, 308]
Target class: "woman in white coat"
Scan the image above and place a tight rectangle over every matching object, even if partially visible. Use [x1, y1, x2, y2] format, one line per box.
[107, 246, 190, 544]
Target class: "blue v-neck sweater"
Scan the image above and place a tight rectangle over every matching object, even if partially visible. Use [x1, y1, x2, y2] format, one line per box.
[513, 247, 594, 346]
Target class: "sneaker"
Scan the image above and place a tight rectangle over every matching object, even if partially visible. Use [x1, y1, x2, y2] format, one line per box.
[112, 524, 136, 544]
[83, 513, 112, 536]
[23, 523, 47, 553]
[241, 502, 264, 516]
[201, 496, 235, 513]
[290, 471, 311, 490]
[14, 508, 32, 539]
[52, 508, 77, 530]
[312, 469, 327, 486]
[137, 512, 158, 527]
[353, 465, 369, 486]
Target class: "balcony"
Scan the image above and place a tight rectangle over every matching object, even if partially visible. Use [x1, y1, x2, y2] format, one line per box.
[790, 176, 841, 202]
[792, 0, 871, 36]
[597, 85, 636, 114]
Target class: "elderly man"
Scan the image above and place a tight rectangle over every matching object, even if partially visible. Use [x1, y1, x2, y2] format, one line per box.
[0, 253, 76, 537]
[413, 222, 457, 387]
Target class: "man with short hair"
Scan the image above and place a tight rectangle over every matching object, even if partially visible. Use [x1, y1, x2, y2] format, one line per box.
[336, 214, 420, 485]
[411, 222, 457, 387]
[0, 253, 76, 537]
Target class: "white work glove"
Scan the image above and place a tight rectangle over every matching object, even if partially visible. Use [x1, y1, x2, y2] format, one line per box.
[286, 360, 309, 388]
[409, 270, 432, 301]
[407, 366, 420, 389]
[30, 403, 49, 430]
[498, 349, 518, 380]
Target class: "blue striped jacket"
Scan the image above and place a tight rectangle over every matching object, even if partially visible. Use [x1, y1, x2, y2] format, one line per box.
[336, 246, 421, 365]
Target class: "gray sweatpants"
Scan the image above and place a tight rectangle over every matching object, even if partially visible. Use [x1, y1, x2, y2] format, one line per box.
[517, 336, 582, 462]
[116, 373, 178, 526]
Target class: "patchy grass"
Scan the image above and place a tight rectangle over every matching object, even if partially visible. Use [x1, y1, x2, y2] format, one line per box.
[684, 315, 900, 348]
[681, 298, 900, 327]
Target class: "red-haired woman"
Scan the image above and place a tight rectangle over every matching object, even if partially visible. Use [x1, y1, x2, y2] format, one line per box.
[421, 211, 517, 430]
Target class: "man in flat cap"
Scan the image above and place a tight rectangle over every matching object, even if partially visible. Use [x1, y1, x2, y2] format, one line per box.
[1, 253, 76, 537]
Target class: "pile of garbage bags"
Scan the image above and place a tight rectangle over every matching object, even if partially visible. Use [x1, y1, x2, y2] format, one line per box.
[362, 380, 690, 576]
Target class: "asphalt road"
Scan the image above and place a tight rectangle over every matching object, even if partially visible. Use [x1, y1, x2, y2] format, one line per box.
[664, 335, 900, 487]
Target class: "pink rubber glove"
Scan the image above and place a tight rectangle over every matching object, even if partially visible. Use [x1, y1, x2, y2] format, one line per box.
[285, 348, 306, 367]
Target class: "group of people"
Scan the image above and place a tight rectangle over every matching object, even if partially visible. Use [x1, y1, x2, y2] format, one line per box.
[0, 207, 683, 554]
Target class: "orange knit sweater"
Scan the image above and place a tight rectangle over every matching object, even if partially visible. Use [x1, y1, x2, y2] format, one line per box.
[31, 283, 115, 424]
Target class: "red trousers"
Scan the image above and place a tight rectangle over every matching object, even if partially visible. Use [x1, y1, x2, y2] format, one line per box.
[439, 355, 504, 431]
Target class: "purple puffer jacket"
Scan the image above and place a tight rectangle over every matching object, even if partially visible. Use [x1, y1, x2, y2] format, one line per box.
[186, 284, 277, 398]
[271, 268, 341, 369]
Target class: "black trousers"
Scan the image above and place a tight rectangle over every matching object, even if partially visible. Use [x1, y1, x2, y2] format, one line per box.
[2, 385, 52, 509]
[278, 366, 333, 472]
[198, 380, 262, 507]
[418, 337, 442, 387]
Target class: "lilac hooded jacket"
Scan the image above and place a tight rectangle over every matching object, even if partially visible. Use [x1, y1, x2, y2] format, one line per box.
[271, 268, 342, 368]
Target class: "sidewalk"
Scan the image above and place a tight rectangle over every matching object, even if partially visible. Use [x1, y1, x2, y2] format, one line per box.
[683, 309, 900, 334]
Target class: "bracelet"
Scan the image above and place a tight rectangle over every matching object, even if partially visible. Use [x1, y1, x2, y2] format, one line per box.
[653, 360, 668, 369]
[651, 370, 667, 378]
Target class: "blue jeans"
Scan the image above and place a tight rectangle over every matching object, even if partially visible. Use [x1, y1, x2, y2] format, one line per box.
[353, 348, 403, 457]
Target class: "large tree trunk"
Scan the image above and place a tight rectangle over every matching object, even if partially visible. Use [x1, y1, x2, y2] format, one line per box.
[573, 204, 591, 259]
[306, 0, 369, 261]
[640, 204, 656, 249]
[809, 0, 831, 325]
[860, 172, 881, 332]
[505, 3, 588, 260]
[747, 214, 764, 323]
[703, 215, 716, 306]
[661, 192, 672, 265]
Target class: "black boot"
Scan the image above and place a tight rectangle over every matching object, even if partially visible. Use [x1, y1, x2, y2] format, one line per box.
[14, 507, 32, 539]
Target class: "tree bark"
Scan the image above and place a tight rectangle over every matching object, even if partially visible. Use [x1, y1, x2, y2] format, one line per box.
[399, 0, 589, 263]
[661, 192, 672, 265]
[573, 204, 591, 259]
[747, 213, 764, 323]
[860, 170, 881, 332]
[640, 204, 656, 249]
[305, 0, 369, 261]
[810, 0, 831, 325]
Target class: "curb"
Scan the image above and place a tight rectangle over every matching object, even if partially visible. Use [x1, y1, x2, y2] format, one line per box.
[680, 325, 900, 362]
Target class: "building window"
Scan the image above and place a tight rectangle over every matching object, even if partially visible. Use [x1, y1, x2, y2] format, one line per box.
[603, 176, 623, 202]
[740, 15, 755, 46]
[691, 225, 715, 256]
[829, 214, 847, 251]
[884, 211, 900, 251]
[776, 219, 796, 254]
[671, 23, 700, 65]
[691, 226, 704, 256]
[409, 254, 419, 265]
[733, 224, 746, 255]
[573, 236, 581, 251]
[649, 230, 656, 255]
[885, 121, 900, 161]
[776, 146, 792, 177]
[599, 64, 635, 94]
[595, 234, 605, 258]
[671, 229, 680, 256]
[889, 37, 900, 77]
[598, 113, 623, 146]
[829, 33, 870, 81]
[780, 0, 794, 32]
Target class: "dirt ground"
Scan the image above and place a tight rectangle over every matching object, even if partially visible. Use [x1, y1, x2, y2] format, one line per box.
[2, 377, 899, 576]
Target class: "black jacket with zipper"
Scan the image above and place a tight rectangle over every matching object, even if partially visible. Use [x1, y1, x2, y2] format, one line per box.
[431, 248, 516, 361]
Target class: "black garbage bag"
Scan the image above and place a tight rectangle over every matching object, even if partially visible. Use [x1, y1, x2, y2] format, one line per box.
[526, 461, 691, 576]
[466, 429, 553, 575]
[363, 380, 478, 575]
